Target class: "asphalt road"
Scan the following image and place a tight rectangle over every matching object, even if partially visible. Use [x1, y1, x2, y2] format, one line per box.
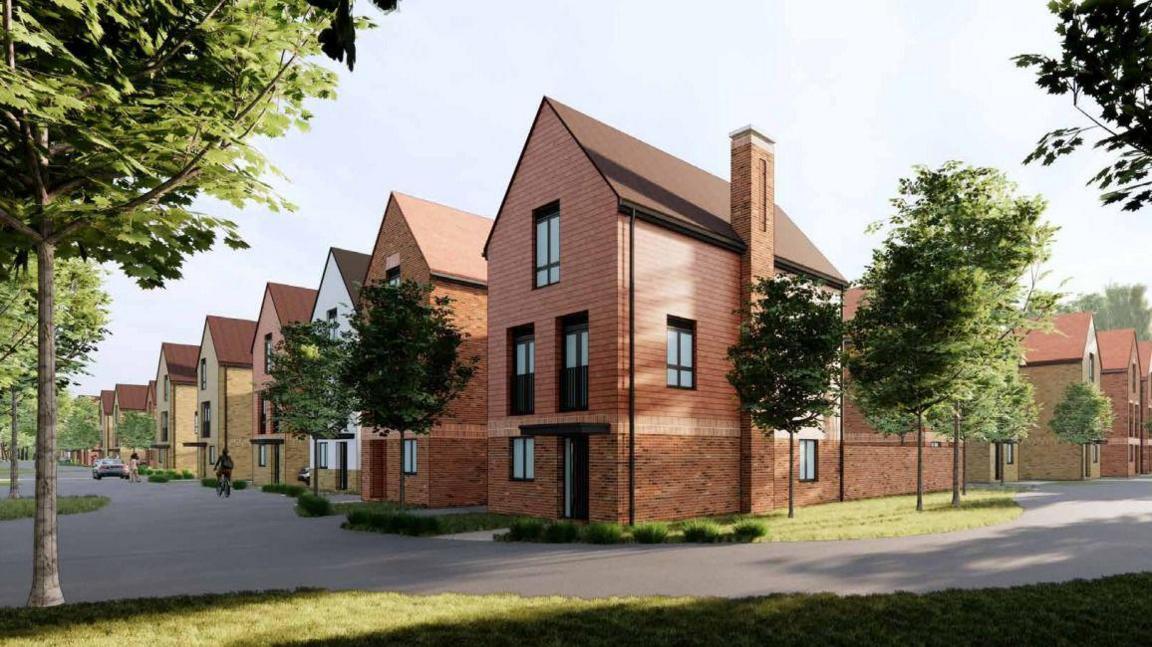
[1, 462, 1151, 606]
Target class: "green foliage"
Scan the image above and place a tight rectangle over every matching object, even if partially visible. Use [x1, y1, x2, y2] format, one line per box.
[201, 478, 218, 488]
[147, 474, 169, 483]
[262, 483, 307, 497]
[116, 411, 154, 451]
[505, 518, 547, 542]
[232, 480, 248, 490]
[1016, 1, 1152, 211]
[1061, 284, 1152, 340]
[345, 280, 477, 438]
[0, 495, 108, 520]
[1050, 382, 1113, 445]
[296, 493, 334, 517]
[927, 363, 1037, 444]
[631, 522, 669, 544]
[582, 522, 625, 545]
[680, 520, 724, 543]
[181, 470, 194, 480]
[343, 509, 519, 537]
[727, 274, 843, 435]
[731, 520, 769, 542]
[263, 320, 357, 444]
[542, 520, 581, 543]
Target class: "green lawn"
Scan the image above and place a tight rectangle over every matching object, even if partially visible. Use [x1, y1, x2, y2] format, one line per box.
[0, 496, 109, 521]
[1, 573, 1148, 645]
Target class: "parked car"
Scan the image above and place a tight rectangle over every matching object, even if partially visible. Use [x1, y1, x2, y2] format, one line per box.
[297, 466, 311, 486]
[92, 458, 129, 480]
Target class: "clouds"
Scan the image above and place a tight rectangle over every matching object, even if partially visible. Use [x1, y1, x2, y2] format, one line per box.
[75, 1, 1152, 394]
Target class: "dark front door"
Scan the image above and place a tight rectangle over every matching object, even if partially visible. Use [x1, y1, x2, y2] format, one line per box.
[562, 436, 589, 520]
[271, 445, 281, 484]
[993, 443, 1003, 481]
[337, 441, 349, 491]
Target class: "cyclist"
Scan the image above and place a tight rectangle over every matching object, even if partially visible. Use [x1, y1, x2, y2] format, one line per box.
[213, 448, 234, 497]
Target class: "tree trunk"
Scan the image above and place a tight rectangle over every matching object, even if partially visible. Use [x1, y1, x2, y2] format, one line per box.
[961, 437, 967, 496]
[951, 405, 960, 508]
[9, 386, 19, 499]
[915, 411, 924, 512]
[787, 431, 795, 519]
[28, 239, 63, 607]
[398, 429, 405, 511]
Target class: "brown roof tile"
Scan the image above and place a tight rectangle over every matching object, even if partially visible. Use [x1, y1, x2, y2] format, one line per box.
[114, 383, 149, 411]
[393, 192, 491, 284]
[543, 97, 846, 285]
[1097, 328, 1137, 373]
[100, 389, 115, 415]
[205, 316, 258, 368]
[330, 248, 372, 304]
[1139, 341, 1151, 378]
[161, 342, 200, 384]
[267, 283, 318, 326]
[1022, 312, 1093, 365]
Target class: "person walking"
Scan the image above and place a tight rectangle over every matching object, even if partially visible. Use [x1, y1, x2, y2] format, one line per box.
[128, 452, 141, 483]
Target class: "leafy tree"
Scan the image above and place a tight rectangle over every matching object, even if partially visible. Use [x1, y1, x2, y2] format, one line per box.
[1060, 284, 1152, 340]
[849, 162, 1054, 511]
[1050, 381, 1112, 448]
[58, 395, 99, 454]
[1015, 0, 1152, 211]
[727, 274, 843, 519]
[116, 411, 154, 456]
[263, 320, 358, 496]
[344, 280, 476, 509]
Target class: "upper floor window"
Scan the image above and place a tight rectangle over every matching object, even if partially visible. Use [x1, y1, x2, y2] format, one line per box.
[259, 394, 269, 434]
[326, 308, 339, 339]
[199, 358, 207, 390]
[511, 327, 535, 415]
[1088, 353, 1096, 382]
[263, 333, 273, 372]
[534, 203, 560, 288]
[163, 375, 169, 402]
[560, 313, 589, 412]
[160, 412, 169, 442]
[666, 317, 696, 389]
[385, 266, 401, 287]
[799, 439, 818, 482]
[200, 401, 211, 438]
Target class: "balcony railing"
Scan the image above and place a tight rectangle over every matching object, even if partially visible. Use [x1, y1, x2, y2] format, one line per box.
[512, 373, 534, 415]
[559, 365, 588, 412]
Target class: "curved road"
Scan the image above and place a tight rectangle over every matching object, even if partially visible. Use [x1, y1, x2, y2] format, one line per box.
[1, 463, 1150, 606]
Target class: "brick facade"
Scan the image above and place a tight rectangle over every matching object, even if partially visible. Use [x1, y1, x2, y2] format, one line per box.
[1018, 362, 1100, 481]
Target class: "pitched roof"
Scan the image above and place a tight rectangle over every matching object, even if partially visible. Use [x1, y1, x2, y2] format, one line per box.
[542, 97, 846, 285]
[205, 316, 258, 368]
[161, 342, 200, 384]
[329, 248, 371, 304]
[267, 283, 318, 326]
[1139, 341, 1151, 378]
[1097, 328, 1137, 373]
[393, 192, 491, 284]
[842, 287, 866, 321]
[100, 389, 115, 415]
[1022, 312, 1094, 365]
[146, 380, 156, 409]
[114, 383, 149, 411]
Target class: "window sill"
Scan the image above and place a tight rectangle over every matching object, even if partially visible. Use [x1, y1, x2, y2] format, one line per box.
[510, 477, 535, 482]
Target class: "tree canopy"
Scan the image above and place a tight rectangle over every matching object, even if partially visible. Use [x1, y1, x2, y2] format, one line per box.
[58, 394, 99, 452]
[1060, 283, 1152, 340]
[116, 411, 154, 453]
[263, 320, 358, 442]
[1050, 381, 1112, 445]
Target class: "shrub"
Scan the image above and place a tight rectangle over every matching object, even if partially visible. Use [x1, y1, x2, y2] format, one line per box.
[138, 466, 151, 475]
[344, 510, 443, 535]
[542, 520, 580, 543]
[680, 520, 723, 543]
[232, 480, 248, 490]
[296, 493, 334, 517]
[182, 470, 194, 479]
[631, 522, 669, 544]
[201, 478, 219, 488]
[506, 517, 546, 542]
[147, 474, 169, 483]
[262, 483, 306, 497]
[731, 520, 768, 542]
[582, 522, 625, 544]
[165, 470, 180, 479]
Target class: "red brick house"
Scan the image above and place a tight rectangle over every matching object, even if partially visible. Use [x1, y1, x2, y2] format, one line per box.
[250, 282, 317, 489]
[484, 97, 855, 523]
[1097, 328, 1141, 477]
[1140, 341, 1151, 474]
[359, 191, 491, 507]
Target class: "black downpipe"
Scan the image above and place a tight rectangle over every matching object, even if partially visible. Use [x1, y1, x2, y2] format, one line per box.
[838, 288, 845, 502]
[628, 207, 636, 526]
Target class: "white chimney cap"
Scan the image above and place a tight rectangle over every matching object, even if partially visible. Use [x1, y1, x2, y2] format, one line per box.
[729, 124, 775, 151]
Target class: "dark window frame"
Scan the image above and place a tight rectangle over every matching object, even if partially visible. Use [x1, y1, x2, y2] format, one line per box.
[385, 266, 401, 287]
[666, 316, 696, 390]
[258, 444, 268, 467]
[510, 325, 536, 415]
[1005, 442, 1015, 465]
[200, 401, 211, 438]
[160, 411, 169, 442]
[199, 358, 207, 390]
[509, 436, 535, 481]
[263, 333, 273, 372]
[316, 441, 328, 469]
[799, 439, 818, 482]
[559, 312, 589, 412]
[163, 375, 169, 402]
[259, 393, 268, 434]
[402, 438, 417, 475]
[533, 202, 560, 288]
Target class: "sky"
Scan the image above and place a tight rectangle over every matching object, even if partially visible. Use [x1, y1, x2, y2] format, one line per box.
[75, 1, 1152, 395]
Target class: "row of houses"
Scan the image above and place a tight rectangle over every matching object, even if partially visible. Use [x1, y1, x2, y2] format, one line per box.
[80, 97, 1145, 523]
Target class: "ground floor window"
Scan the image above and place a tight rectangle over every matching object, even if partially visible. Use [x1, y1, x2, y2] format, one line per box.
[208, 445, 216, 465]
[510, 437, 535, 481]
[1005, 443, 1015, 465]
[1091, 444, 1100, 464]
[317, 442, 328, 469]
[799, 439, 818, 482]
[258, 444, 268, 467]
[402, 438, 417, 475]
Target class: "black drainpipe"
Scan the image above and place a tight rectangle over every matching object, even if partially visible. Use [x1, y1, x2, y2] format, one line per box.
[628, 205, 637, 526]
[839, 288, 845, 502]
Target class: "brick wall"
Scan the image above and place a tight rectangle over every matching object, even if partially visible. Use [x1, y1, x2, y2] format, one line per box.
[1100, 370, 1138, 477]
[844, 444, 954, 499]
[1019, 362, 1096, 480]
[171, 384, 198, 472]
[223, 367, 254, 481]
[433, 280, 488, 426]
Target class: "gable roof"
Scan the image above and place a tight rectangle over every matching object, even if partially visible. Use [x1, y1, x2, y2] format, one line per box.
[161, 342, 200, 384]
[100, 389, 115, 415]
[1097, 328, 1137, 373]
[114, 383, 149, 411]
[329, 247, 371, 304]
[1022, 312, 1094, 365]
[146, 380, 156, 409]
[204, 316, 258, 368]
[1139, 341, 1151, 379]
[267, 283, 318, 327]
[512, 97, 845, 285]
[392, 192, 491, 285]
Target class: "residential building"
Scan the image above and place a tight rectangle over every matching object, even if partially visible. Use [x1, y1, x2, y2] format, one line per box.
[484, 97, 855, 523]
[1097, 328, 1141, 477]
[153, 342, 201, 471]
[144, 381, 157, 463]
[98, 389, 115, 458]
[113, 383, 150, 460]
[308, 247, 371, 493]
[1009, 312, 1102, 481]
[360, 192, 490, 507]
[185, 316, 257, 479]
[250, 282, 317, 489]
[1140, 341, 1151, 475]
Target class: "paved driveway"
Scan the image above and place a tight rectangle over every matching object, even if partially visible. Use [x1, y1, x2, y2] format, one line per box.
[1, 463, 1150, 606]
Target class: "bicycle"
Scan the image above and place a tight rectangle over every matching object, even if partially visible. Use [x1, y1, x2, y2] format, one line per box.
[216, 472, 232, 498]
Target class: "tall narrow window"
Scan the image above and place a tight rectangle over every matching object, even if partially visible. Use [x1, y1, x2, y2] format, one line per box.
[534, 203, 560, 287]
[799, 439, 818, 481]
[510, 437, 535, 480]
[160, 412, 169, 442]
[560, 314, 589, 411]
[258, 444, 268, 467]
[163, 375, 169, 402]
[1005, 443, 1015, 465]
[200, 358, 207, 390]
[259, 394, 268, 434]
[200, 401, 211, 438]
[263, 333, 273, 372]
[402, 438, 417, 474]
[511, 327, 535, 415]
[385, 266, 401, 287]
[666, 317, 696, 389]
[326, 307, 339, 339]
[1088, 353, 1096, 382]
[317, 442, 328, 469]
[209, 445, 216, 465]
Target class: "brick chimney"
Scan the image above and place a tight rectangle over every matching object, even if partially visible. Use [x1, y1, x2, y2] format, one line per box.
[730, 125, 776, 514]
[729, 125, 776, 308]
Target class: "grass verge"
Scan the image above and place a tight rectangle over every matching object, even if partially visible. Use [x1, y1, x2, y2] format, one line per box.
[0, 495, 109, 521]
[1, 574, 1149, 645]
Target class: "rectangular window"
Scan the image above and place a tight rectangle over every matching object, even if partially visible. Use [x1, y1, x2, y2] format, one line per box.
[258, 444, 268, 467]
[534, 203, 560, 288]
[1088, 353, 1096, 382]
[259, 394, 268, 434]
[160, 412, 169, 442]
[402, 438, 417, 475]
[1005, 443, 1015, 465]
[208, 445, 216, 465]
[385, 266, 401, 287]
[560, 314, 589, 411]
[799, 439, 818, 482]
[666, 317, 696, 389]
[326, 308, 339, 339]
[511, 327, 535, 415]
[271, 402, 280, 434]
[1092, 444, 1100, 463]
[510, 437, 535, 481]
[200, 358, 207, 390]
[317, 441, 328, 469]
[200, 401, 211, 438]
[263, 333, 273, 372]
[163, 375, 169, 402]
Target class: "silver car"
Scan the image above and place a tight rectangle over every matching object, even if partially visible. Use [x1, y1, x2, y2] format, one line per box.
[92, 458, 129, 480]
